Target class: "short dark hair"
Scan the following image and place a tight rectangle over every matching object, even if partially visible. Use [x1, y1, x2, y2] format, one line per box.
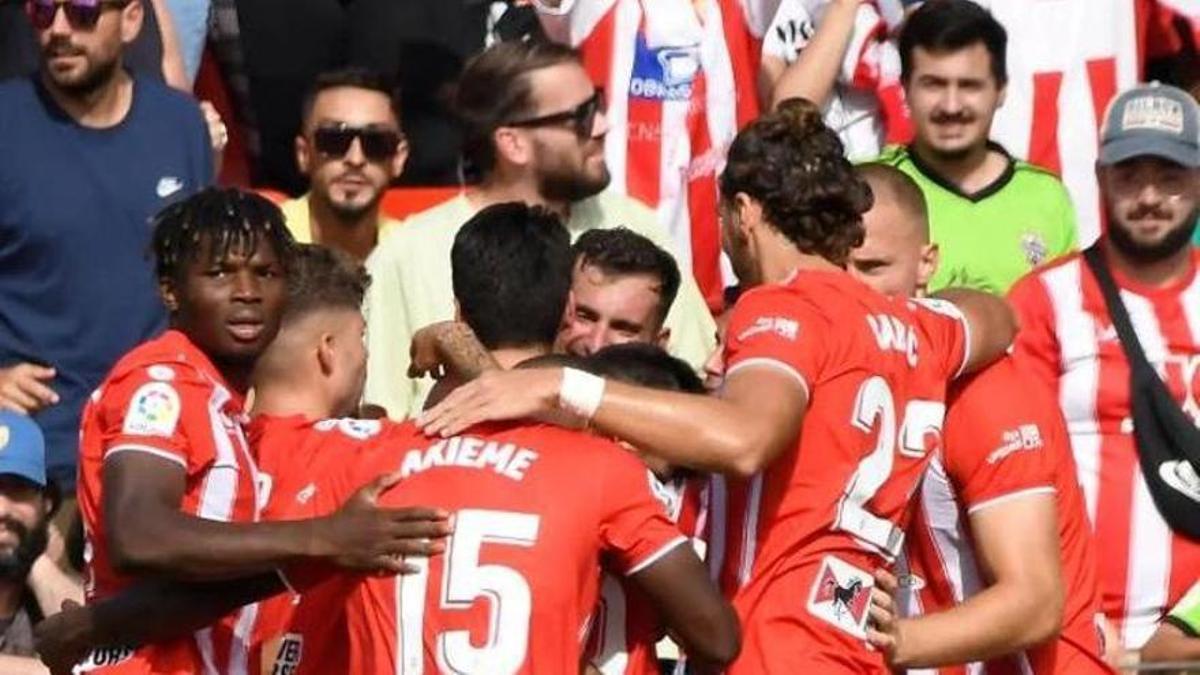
[856, 163, 929, 226]
[455, 39, 580, 174]
[719, 98, 872, 266]
[899, 0, 1008, 86]
[451, 202, 573, 350]
[152, 187, 296, 284]
[586, 343, 705, 394]
[300, 67, 403, 129]
[282, 244, 371, 325]
[573, 228, 681, 327]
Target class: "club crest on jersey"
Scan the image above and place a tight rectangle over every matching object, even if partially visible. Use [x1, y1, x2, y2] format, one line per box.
[122, 382, 181, 438]
[807, 555, 874, 638]
[1020, 232, 1048, 267]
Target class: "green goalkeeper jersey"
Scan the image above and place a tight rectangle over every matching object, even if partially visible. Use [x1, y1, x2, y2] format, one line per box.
[876, 143, 1079, 294]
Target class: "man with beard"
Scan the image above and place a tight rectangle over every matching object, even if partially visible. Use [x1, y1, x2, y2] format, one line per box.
[1008, 82, 1200, 668]
[0, 0, 211, 507]
[280, 68, 409, 262]
[876, 0, 1077, 295]
[0, 411, 82, 675]
[363, 38, 716, 420]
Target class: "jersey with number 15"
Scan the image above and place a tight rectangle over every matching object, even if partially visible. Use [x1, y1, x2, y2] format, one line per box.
[707, 270, 969, 674]
[286, 420, 689, 675]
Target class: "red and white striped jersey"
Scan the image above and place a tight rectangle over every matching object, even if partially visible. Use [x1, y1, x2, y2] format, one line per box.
[1008, 249, 1200, 650]
[706, 270, 968, 673]
[971, 0, 1190, 246]
[899, 358, 1108, 675]
[77, 329, 263, 675]
[535, 0, 778, 310]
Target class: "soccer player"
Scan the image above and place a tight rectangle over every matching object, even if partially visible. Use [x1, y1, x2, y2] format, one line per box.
[418, 98, 1017, 673]
[1007, 83, 1200, 667]
[559, 227, 681, 357]
[70, 189, 449, 674]
[846, 164, 1108, 673]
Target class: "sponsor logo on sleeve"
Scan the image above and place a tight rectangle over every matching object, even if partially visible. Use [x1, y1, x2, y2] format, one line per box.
[122, 382, 182, 438]
[807, 555, 874, 638]
[986, 423, 1044, 464]
[737, 316, 800, 343]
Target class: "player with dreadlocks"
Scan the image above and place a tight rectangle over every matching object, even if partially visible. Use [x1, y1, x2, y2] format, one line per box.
[68, 188, 451, 675]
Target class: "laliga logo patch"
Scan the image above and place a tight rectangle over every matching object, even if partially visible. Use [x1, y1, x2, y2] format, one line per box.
[122, 382, 181, 438]
[807, 555, 874, 639]
[316, 417, 382, 440]
[269, 633, 303, 675]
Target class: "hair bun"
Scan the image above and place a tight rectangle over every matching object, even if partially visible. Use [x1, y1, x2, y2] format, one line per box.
[774, 97, 827, 141]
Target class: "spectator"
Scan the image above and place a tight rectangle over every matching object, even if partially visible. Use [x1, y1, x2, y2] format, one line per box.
[875, 0, 1078, 295]
[1, 0, 187, 87]
[535, 0, 782, 311]
[281, 68, 408, 261]
[974, 0, 1199, 244]
[0, 411, 82, 675]
[364, 39, 716, 420]
[560, 227, 681, 356]
[760, 0, 910, 160]
[1007, 83, 1200, 665]
[845, 164, 1107, 674]
[0, 0, 212, 497]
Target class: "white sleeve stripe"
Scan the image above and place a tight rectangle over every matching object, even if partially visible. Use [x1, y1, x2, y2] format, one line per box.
[725, 358, 811, 399]
[104, 444, 187, 469]
[626, 535, 688, 576]
[966, 486, 1057, 515]
[954, 310, 972, 379]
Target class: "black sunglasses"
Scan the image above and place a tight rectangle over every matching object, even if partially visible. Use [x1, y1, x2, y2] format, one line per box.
[507, 89, 605, 138]
[25, 0, 129, 30]
[312, 124, 402, 162]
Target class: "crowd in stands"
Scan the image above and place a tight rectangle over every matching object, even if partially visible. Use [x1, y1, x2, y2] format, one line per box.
[1, 0, 1200, 673]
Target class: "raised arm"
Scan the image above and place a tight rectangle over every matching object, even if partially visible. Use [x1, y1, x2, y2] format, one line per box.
[765, 0, 862, 109]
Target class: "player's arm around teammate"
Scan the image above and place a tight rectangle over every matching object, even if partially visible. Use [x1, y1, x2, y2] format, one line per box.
[417, 283, 1013, 477]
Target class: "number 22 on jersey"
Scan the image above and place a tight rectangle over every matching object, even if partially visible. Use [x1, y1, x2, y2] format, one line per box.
[396, 509, 540, 675]
[836, 376, 945, 560]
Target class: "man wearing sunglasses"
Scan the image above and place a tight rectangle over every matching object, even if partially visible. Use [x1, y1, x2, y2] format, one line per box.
[364, 38, 717, 421]
[0, 0, 212, 504]
[280, 68, 409, 262]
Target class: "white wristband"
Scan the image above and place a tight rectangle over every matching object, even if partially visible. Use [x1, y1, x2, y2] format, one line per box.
[559, 367, 606, 421]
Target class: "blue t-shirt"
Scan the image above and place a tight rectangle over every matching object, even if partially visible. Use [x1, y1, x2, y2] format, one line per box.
[0, 75, 212, 490]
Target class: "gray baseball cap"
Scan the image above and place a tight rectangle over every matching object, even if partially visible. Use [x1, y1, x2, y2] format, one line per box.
[1099, 82, 1200, 169]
